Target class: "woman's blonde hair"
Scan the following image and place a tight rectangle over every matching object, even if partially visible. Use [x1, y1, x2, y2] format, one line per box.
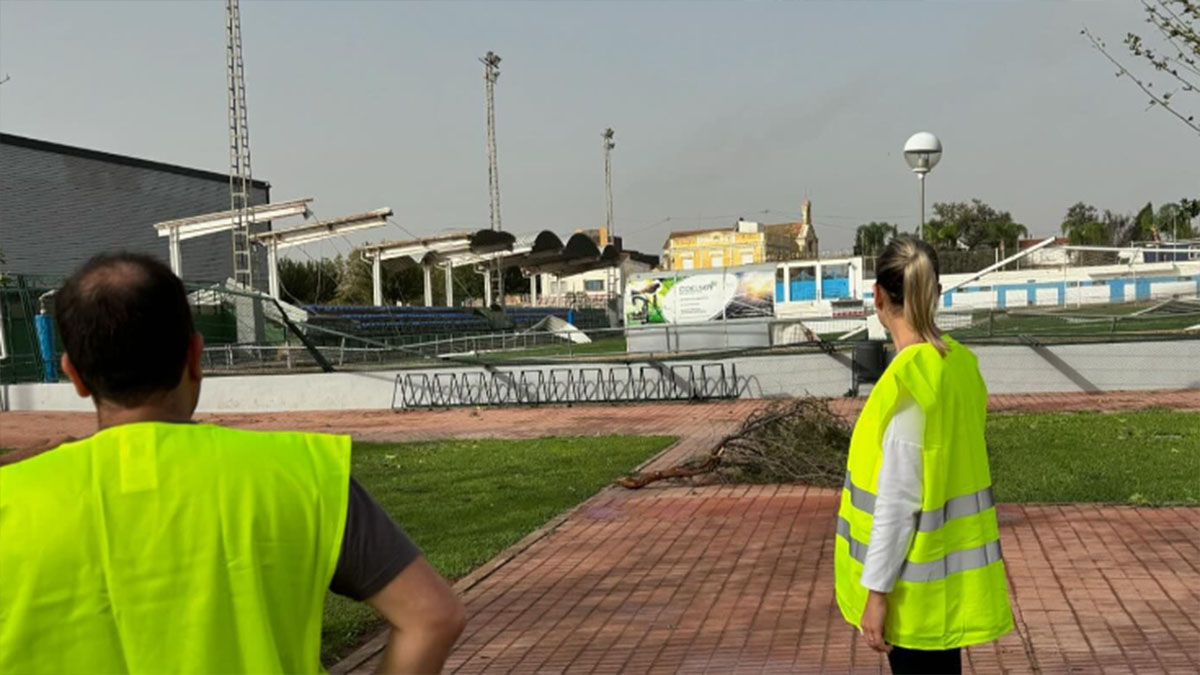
[875, 236, 946, 355]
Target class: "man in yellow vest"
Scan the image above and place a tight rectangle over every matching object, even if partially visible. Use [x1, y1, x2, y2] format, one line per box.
[1, 253, 465, 674]
[835, 238, 1012, 674]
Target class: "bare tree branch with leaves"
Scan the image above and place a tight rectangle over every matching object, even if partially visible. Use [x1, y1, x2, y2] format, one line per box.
[1083, 0, 1200, 136]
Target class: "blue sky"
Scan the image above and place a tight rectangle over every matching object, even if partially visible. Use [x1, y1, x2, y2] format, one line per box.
[1, 1, 1195, 259]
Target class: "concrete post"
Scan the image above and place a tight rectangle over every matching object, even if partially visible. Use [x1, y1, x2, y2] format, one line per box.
[483, 269, 493, 307]
[371, 254, 382, 306]
[423, 265, 433, 306]
[168, 228, 182, 277]
[267, 240, 280, 299]
[444, 265, 454, 307]
[530, 273, 538, 307]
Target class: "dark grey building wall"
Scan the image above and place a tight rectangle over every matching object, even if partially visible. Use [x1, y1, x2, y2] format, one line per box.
[0, 135, 270, 287]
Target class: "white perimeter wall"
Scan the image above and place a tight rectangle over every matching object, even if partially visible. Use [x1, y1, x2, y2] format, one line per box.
[4, 340, 1197, 413]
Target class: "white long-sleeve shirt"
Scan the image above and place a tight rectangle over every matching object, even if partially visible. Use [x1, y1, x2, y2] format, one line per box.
[860, 395, 925, 593]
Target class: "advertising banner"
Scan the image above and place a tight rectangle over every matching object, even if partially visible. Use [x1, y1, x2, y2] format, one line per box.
[625, 267, 775, 325]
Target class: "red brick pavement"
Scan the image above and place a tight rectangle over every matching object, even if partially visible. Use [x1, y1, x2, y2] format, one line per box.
[338, 487, 1199, 674]
[3, 389, 1197, 673]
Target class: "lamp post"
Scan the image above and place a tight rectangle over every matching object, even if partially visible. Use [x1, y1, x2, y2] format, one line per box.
[904, 132, 942, 239]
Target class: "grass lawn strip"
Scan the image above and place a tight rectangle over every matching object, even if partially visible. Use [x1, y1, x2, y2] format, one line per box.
[988, 409, 1199, 506]
[321, 434, 675, 665]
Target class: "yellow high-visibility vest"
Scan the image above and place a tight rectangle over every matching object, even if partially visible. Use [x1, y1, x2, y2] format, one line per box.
[0, 422, 350, 674]
[835, 336, 1013, 650]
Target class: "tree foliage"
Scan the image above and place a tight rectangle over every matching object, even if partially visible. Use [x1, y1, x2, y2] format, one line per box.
[1061, 199, 1198, 245]
[922, 199, 1028, 253]
[853, 222, 897, 256]
[276, 249, 533, 307]
[1083, 0, 1200, 136]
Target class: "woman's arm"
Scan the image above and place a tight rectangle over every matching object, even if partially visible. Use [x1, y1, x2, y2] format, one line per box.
[859, 396, 924, 653]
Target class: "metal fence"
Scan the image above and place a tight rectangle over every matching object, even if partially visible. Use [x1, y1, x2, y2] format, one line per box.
[4, 270, 1196, 386]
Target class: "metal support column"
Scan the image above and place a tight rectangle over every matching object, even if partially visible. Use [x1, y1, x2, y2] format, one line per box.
[371, 254, 382, 306]
[444, 265, 455, 308]
[423, 265, 434, 306]
[168, 228, 182, 277]
[267, 240, 280, 299]
[483, 269, 493, 307]
[530, 273, 538, 307]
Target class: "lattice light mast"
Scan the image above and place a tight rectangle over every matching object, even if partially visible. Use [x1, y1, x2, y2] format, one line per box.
[603, 127, 615, 238]
[226, 0, 254, 287]
[480, 51, 504, 304]
[603, 127, 617, 305]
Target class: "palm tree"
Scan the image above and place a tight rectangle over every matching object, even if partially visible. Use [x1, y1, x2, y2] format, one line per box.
[855, 222, 896, 256]
[988, 220, 1029, 258]
[1061, 202, 1108, 245]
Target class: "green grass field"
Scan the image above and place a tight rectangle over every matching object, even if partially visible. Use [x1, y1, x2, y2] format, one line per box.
[948, 301, 1200, 339]
[470, 335, 628, 361]
[988, 409, 1199, 505]
[320, 434, 675, 665]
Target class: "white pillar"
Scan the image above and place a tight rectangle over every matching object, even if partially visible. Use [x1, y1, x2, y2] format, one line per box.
[423, 265, 434, 306]
[483, 269, 493, 307]
[815, 262, 823, 302]
[267, 240, 280, 299]
[530, 274, 539, 307]
[784, 264, 791, 303]
[168, 228, 182, 277]
[444, 265, 454, 307]
[371, 254, 383, 306]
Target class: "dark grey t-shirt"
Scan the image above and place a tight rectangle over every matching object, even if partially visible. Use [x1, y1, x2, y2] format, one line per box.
[329, 478, 421, 601]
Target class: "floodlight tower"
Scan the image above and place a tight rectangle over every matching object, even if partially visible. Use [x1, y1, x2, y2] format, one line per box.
[602, 127, 617, 305]
[603, 127, 615, 237]
[481, 50, 504, 305]
[226, 0, 254, 287]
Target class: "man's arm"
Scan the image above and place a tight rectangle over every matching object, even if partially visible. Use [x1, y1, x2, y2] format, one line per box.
[366, 556, 465, 674]
[329, 479, 466, 674]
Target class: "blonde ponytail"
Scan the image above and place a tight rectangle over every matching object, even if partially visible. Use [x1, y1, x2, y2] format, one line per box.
[875, 236, 946, 356]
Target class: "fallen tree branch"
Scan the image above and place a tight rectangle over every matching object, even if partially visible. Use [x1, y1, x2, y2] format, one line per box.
[618, 397, 852, 489]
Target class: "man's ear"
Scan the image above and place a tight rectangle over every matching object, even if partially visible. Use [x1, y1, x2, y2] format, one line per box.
[186, 332, 204, 383]
[60, 354, 91, 399]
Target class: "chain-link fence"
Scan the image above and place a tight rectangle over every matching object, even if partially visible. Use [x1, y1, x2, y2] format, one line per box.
[4, 270, 1196, 385]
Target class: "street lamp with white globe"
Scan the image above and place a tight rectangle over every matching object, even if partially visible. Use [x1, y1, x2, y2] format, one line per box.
[904, 132, 942, 239]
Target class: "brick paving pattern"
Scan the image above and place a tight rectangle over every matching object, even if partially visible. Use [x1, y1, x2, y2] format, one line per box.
[3, 390, 1197, 673]
[338, 487, 1199, 674]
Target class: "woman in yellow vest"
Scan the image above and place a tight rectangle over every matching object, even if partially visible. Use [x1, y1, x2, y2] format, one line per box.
[835, 237, 1013, 674]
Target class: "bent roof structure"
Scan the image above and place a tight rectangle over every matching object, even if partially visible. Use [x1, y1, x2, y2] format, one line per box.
[361, 229, 624, 276]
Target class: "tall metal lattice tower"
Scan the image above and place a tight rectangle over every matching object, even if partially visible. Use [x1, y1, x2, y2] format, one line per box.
[481, 51, 502, 233]
[603, 128, 615, 236]
[226, 0, 254, 288]
[602, 127, 617, 305]
[480, 51, 504, 305]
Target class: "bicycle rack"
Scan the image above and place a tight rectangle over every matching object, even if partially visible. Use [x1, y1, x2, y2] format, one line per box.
[391, 362, 741, 409]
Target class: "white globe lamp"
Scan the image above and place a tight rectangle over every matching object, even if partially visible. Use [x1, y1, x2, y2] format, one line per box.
[904, 132, 942, 237]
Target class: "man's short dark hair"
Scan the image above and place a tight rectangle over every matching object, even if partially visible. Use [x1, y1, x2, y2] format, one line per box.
[55, 253, 195, 406]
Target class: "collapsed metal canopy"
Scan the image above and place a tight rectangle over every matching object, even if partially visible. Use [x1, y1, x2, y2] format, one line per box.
[361, 230, 518, 266]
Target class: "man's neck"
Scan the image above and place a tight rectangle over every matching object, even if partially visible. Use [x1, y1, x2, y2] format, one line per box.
[96, 402, 194, 431]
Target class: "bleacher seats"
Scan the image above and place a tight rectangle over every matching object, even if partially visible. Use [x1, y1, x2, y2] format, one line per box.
[302, 305, 492, 338]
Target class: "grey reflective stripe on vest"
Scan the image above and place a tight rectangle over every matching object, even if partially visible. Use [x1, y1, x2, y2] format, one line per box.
[915, 486, 995, 532]
[843, 472, 994, 532]
[837, 516, 1003, 583]
[843, 472, 876, 514]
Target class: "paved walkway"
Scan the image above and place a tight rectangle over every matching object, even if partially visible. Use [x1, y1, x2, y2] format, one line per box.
[3, 390, 1198, 673]
[336, 486, 1198, 674]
